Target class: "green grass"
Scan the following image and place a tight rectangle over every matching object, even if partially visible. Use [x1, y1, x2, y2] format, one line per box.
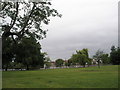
[2, 65, 118, 88]
[0, 71, 2, 89]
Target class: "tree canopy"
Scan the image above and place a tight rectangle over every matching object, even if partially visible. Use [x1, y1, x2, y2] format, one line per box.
[110, 46, 120, 65]
[93, 50, 104, 68]
[14, 36, 44, 70]
[101, 54, 110, 64]
[0, 1, 61, 42]
[2, 37, 14, 71]
[68, 48, 90, 67]
[55, 59, 64, 67]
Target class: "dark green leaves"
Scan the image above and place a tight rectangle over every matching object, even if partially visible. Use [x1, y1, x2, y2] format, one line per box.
[0, 1, 61, 41]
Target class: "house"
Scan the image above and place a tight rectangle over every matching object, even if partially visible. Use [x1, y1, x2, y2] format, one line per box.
[92, 59, 102, 65]
[48, 61, 56, 69]
[49, 60, 68, 68]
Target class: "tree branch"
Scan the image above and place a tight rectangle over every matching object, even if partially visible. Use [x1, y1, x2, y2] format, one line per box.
[1, 2, 7, 11]
[11, 35, 17, 44]
[18, 3, 36, 39]
[10, 2, 19, 30]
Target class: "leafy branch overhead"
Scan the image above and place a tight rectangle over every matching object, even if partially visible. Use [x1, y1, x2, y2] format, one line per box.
[0, 1, 62, 42]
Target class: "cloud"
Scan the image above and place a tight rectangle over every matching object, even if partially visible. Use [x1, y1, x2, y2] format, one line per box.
[40, 0, 118, 60]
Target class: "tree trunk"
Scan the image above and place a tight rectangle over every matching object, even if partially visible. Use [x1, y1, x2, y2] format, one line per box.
[5, 67, 7, 71]
[5, 65, 8, 71]
[83, 64, 85, 68]
[26, 65, 29, 70]
[98, 63, 100, 68]
[98, 60, 100, 68]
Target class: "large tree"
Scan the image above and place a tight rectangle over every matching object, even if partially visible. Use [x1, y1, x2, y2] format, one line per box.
[1, 1, 61, 70]
[44, 54, 51, 69]
[110, 46, 120, 65]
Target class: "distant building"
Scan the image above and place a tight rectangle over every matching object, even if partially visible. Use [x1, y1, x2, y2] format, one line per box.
[92, 59, 102, 65]
[49, 60, 68, 68]
[50, 61, 56, 68]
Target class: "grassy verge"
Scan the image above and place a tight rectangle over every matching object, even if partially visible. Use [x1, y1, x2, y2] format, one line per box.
[2, 65, 118, 88]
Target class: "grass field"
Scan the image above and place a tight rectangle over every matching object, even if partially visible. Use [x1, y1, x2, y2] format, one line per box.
[2, 65, 118, 88]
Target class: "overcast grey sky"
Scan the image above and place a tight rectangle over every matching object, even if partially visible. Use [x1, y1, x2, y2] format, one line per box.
[40, 0, 118, 61]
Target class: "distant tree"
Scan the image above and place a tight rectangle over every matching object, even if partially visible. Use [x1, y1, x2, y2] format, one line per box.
[68, 48, 90, 67]
[9, 61, 16, 70]
[101, 54, 110, 64]
[87, 58, 92, 67]
[118, 47, 120, 64]
[55, 59, 64, 67]
[44, 56, 51, 68]
[67, 59, 72, 66]
[76, 49, 89, 67]
[64, 62, 68, 68]
[111, 46, 116, 52]
[70, 54, 78, 65]
[8, 61, 24, 70]
[14, 63, 24, 70]
[78, 54, 87, 67]
[45, 62, 51, 68]
[110, 46, 120, 65]
[93, 50, 104, 68]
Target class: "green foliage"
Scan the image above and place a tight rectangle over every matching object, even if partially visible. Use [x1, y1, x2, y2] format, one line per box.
[55, 59, 64, 67]
[69, 48, 90, 67]
[111, 46, 116, 52]
[45, 62, 51, 68]
[87, 58, 92, 66]
[93, 50, 104, 68]
[93, 50, 104, 60]
[2, 37, 14, 71]
[110, 46, 120, 65]
[1, 1, 61, 70]
[64, 62, 68, 66]
[67, 59, 72, 66]
[101, 54, 110, 64]
[9, 62, 25, 70]
[93, 50, 111, 67]
[44, 56, 51, 68]
[15, 36, 44, 70]
[0, 1, 61, 41]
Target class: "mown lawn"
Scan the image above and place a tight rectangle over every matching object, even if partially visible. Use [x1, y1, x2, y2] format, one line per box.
[2, 65, 118, 88]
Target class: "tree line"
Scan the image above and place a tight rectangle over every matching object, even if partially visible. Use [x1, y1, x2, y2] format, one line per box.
[54, 46, 120, 68]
